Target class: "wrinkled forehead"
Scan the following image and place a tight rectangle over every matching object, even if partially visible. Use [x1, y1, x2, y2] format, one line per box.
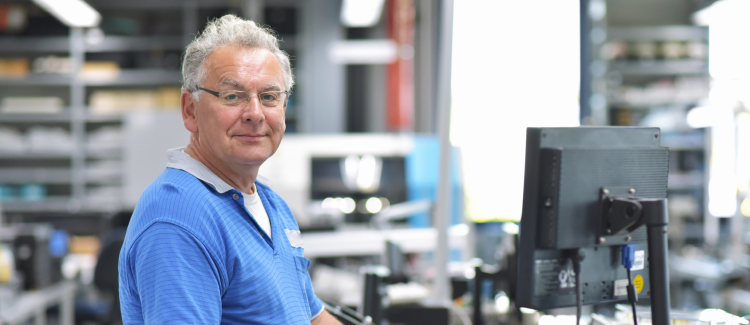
[203, 46, 285, 89]
[217, 78, 284, 92]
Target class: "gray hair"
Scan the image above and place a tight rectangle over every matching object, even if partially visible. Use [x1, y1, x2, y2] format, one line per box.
[182, 14, 294, 100]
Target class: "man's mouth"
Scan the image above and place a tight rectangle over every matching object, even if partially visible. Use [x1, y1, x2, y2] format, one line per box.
[236, 134, 265, 139]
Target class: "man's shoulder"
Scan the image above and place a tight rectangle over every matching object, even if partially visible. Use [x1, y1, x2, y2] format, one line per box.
[144, 167, 204, 192]
[137, 168, 221, 206]
[126, 168, 230, 245]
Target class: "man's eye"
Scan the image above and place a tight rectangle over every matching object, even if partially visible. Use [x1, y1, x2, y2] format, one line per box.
[259, 93, 278, 102]
[225, 94, 241, 101]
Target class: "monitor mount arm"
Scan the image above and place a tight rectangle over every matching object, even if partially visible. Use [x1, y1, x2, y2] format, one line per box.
[601, 194, 671, 324]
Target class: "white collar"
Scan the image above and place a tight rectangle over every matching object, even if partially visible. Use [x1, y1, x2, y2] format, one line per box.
[165, 147, 236, 194]
[165, 147, 270, 193]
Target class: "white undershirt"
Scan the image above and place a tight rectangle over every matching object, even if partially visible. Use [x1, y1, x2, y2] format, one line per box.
[242, 186, 272, 239]
[178, 150, 272, 237]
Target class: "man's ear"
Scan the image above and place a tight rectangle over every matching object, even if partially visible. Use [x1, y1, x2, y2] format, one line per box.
[182, 90, 199, 133]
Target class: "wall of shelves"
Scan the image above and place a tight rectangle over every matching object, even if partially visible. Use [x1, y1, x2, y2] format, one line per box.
[0, 70, 182, 86]
[609, 59, 708, 75]
[594, 25, 710, 247]
[0, 1, 308, 215]
[0, 2, 194, 214]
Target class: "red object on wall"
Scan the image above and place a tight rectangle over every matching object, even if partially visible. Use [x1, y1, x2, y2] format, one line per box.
[0, 4, 9, 31]
[386, 0, 415, 131]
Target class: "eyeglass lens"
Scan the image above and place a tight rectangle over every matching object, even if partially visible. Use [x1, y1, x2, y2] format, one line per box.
[218, 90, 286, 108]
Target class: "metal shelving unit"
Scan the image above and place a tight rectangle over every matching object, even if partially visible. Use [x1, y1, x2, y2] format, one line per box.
[0, 168, 71, 184]
[0, 73, 71, 86]
[0, 6, 193, 214]
[0, 36, 184, 53]
[601, 25, 710, 247]
[603, 26, 710, 123]
[610, 59, 708, 75]
[0, 152, 72, 159]
[0, 1, 301, 214]
[607, 26, 709, 41]
[0, 70, 182, 86]
[0, 197, 120, 213]
[0, 112, 123, 123]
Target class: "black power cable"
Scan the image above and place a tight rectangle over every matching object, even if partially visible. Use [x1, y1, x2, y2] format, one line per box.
[569, 248, 586, 325]
[575, 263, 582, 324]
[626, 268, 638, 325]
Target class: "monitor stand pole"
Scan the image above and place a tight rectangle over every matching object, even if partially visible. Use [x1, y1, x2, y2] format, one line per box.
[640, 199, 671, 324]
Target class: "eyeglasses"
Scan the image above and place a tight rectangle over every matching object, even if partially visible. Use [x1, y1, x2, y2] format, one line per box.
[197, 87, 289, 109]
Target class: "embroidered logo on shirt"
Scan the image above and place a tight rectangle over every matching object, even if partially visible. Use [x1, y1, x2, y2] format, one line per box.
[285, 229, 304, 248]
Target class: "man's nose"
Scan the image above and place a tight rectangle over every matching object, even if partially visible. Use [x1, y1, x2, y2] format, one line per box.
[241, 95, 265, 122]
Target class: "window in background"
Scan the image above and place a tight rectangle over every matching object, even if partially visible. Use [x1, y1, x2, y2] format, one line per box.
[451, 0, 580, 222]
[694, 0, 750, 218]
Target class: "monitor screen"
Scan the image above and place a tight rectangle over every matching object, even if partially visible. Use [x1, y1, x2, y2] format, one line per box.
[311, 156, 407, 223]
[516, 127, 669, 310]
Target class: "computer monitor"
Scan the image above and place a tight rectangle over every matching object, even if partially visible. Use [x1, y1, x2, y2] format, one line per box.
[311, 156, 407, 223]
[516, 127, 670, 321]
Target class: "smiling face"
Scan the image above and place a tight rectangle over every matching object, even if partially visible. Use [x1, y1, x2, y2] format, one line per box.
[182, 45, 287, 177]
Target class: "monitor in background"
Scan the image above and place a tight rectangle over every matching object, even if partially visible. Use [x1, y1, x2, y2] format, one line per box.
[516, 127, 671, 323]
[311, 156, 407, 223]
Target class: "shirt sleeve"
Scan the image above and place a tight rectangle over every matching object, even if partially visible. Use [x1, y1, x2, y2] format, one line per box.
[128, 222, 223, 325]
[305, 270, 325, 320]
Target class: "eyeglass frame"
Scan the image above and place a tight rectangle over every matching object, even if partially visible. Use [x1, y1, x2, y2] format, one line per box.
[196, 87, 290, 109]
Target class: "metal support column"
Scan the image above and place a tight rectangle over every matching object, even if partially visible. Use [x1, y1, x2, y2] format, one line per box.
[642, 199, 672, 324]
[298, 0, 345, 133]
[415, 0, 436, 134]
[69, 28, 85, 211]
[585, 0, 608, 125]
[428, 0, 454, 305]
[579, 0, 590, 124]
[182, 0, 198, 46]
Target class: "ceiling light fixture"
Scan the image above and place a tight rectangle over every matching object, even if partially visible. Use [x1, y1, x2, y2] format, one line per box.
[32, 0, 101, 28]
[340, 0, 385, 27]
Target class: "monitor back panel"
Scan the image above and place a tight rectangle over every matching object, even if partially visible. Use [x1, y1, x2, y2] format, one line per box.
[516, 127, 668, 310]
[538, 147, 668, 249]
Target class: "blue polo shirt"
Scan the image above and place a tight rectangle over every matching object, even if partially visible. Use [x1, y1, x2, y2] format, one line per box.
[119, 148, 324, 324]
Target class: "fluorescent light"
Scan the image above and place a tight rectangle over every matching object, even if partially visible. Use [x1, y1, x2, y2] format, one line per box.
[33, 0, 101, 28]
[356, 154, 382, 192]
[698, 308, 749, 323]
[340, 0, 385, 27]
[329, 40, 397, 64]
[709, 122, 737, 217]
[341, 154, 360, 191]
[365, 197, 383, 214]
[322, 197, 337, 209]
[502, 222, 519, 235]
[340, 197, 356, 214]
[463, 267, 475, 279]
[494, 292, 510, 314]
[694, 2, 749, 218]
[686, 106, 717, 128]
[449, 224, 470, 236]
[519, 307, 537, 314]
[693, 0, 750, 79]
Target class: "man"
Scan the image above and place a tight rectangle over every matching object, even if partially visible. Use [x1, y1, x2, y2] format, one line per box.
[119, 15, 342, 325]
